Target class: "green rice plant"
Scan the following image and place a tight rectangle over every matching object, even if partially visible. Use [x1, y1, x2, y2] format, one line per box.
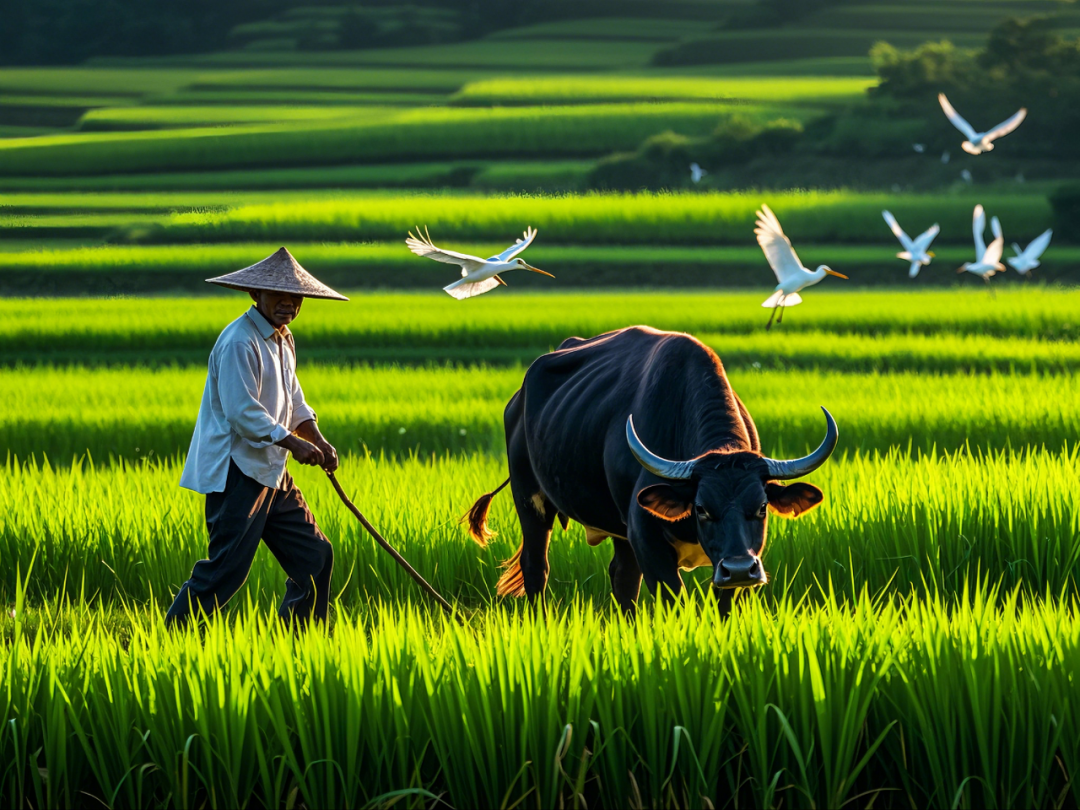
[0, 104, 782, 176]
[3, 241, 1078, 295]
[2, 590, 1080, 808]
[452, 75, 876, 106]
[5, 291, 1077, 365]
[0, 162, 486, 192]
[76, 105, 401, 131]
[0, 67, 201, 97]
[185, 66, 488, 93]
[2, 363, 1078, 460]
[137, 189, 1052, 245]
[3, 443, 1080, 608]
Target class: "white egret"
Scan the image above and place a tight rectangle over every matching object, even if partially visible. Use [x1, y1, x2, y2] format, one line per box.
[882, 210, 939, 278]
[690, 162, 707, 183]
[938, 93, 1027, 155]
[958, 204, 1005, 282]
[755, 204, 847, 330]
[405, 226, 553, 300]
[1007, 229, 1052, 275]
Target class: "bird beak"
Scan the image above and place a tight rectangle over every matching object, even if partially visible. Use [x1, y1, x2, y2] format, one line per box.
[523, 263, 554, 278]
[927, 251, 936, 258]
[956, 266, 967, 274]
[825, 268, 848, 279]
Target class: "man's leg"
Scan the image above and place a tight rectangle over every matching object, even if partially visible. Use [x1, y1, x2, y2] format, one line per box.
[165, 462, 272, 628]
[261, 473, 334, 625]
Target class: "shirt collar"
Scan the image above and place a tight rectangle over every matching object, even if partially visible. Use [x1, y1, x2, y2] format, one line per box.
[245, 306, 291, 341]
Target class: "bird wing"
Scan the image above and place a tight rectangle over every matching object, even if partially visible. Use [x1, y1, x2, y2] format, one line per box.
[938, 93, 978, 141]
[755, 204, 804, 283]
[1021, 228, 1052, 261]
[407, 227, 487, 275]
[912, 223, 940, 253]
[491, 226, 537, 263]
[443, 277, 502, 300]
[761, 290, 802, 308]
[984, 217, 1005, 265]
[984, 108, 1027, 142]
[972, 205, 986, 259]
[882, 210, 912, 250]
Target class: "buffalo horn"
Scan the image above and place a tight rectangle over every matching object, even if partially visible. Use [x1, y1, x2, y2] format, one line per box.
[626, 415, 696, 480]
[763, 407, 838, 480]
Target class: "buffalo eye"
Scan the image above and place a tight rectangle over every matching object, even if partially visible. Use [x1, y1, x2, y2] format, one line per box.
[695, 504, 713, 521]
[755, 502, 768, 520]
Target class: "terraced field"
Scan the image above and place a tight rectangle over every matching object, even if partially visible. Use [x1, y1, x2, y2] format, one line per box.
[3, 4, 1078, 808]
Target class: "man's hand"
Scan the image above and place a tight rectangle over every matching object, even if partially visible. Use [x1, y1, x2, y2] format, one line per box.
[278, 434, 325, 467]
[292, 420, 339, 472]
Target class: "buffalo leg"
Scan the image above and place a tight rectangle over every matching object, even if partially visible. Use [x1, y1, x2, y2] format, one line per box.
[608, 537, 642, 616]
[628, 510, 683, 606]
[510, 483, 556, 604]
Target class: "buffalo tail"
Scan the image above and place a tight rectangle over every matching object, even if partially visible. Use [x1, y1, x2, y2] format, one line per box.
[461, 477, 510, 546]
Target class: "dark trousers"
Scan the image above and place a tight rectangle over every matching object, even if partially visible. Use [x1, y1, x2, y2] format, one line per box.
[166, 461, 334, 627]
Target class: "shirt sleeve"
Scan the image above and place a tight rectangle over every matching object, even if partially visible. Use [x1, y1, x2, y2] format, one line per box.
[217, 341, 290, 447]
[289, 371, 317, 430]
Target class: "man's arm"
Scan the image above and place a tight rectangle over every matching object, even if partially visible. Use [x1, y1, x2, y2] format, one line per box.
[293, 419, 338, 473]
[218, 341, 325, 467]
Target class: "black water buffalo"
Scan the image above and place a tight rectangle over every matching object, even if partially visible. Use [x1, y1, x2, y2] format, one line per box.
[465, 326, 837, 614]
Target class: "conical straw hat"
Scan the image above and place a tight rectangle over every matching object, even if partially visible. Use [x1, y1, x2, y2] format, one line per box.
[206, 247, 348, 301]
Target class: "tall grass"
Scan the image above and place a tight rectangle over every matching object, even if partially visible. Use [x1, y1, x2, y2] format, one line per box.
[3, 364, 1078, 460]
[3, 242, 1079, 295]
[139, 190, 1052, 244]
[0, 104, 777, 176]
[452, 75, 875, 105]
[2, 590, 1079, 808]
[6, 291, 1079, 363]
[76, 105, 400, 131]
[3, 447, 1079, 608]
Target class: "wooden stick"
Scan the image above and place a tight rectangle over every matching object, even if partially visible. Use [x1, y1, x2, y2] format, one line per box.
[325, 470, 459, 619]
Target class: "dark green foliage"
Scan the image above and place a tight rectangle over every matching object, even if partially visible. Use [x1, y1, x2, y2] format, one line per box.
[590, 115, 803, 190]
[869, 18, 1080, 157]
[1050, 183, 1080, 243]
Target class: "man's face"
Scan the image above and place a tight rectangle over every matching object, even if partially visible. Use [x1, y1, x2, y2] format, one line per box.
[250, 290, 304, 328]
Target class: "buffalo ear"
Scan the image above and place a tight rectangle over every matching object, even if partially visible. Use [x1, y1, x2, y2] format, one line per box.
[637, 484, 694, 522]
[765, 482, 824, 519]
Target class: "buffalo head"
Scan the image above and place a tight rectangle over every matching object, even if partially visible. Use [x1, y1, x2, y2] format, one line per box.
[626, 408, 837, 589]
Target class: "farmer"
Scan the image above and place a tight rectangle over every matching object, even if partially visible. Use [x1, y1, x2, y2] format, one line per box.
[165, 247, 348, 628]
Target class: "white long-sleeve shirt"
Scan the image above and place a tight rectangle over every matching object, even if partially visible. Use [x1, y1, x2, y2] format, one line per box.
[180, 306, 317, 493]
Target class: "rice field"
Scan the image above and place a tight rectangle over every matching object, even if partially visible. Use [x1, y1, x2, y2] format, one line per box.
[4, 4, 1078, 805]
[131, 190, 1054, 245]
[450, 75, 876, 106]
[0, 103, 799, 176]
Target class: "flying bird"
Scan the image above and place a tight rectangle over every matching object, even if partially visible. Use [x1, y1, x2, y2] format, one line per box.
[689, 162, 707, 183]
[958, 204, 1005, 282]
[882, 210, 939, 278]
[938, 93, 1027, 155]
[1007, 229, 1052, 275]
[755, 204, 847, 330]
[406, 226, 553, 300]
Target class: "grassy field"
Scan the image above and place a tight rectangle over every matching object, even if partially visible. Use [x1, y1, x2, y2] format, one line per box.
[4, 4, 1078, 807]
[450, 75, 877, 105]
[0, 103, 802, 176]
[7, 591, 1080, 810]
[127, 190, 1054, 245]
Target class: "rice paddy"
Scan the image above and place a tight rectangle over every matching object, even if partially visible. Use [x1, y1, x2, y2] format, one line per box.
[4, 2, 1078, 806]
